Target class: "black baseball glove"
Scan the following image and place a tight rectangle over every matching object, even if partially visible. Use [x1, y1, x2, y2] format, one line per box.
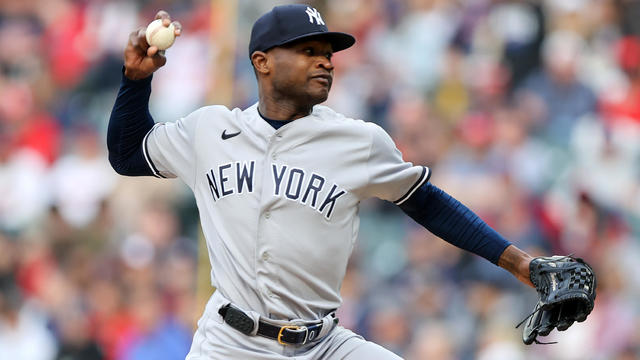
[517, 255, 596, 345]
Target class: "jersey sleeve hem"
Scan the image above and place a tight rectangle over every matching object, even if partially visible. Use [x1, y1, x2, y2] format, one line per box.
[393, 166, 431, 205]
[142, 123, 167, 179]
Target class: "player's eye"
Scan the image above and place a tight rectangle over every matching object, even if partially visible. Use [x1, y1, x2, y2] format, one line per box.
[304, 48, 314, 56]
[325, 52, 333, 60]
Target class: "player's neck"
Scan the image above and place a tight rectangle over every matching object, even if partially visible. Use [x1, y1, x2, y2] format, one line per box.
[258, 94, 313, 121]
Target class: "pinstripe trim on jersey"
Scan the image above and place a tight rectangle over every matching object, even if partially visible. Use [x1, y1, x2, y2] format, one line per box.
[142, 123, 166, 178]
[393, 166, 431, 205]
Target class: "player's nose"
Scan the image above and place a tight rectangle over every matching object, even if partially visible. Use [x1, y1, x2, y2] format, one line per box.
[318, 57, 334, 71]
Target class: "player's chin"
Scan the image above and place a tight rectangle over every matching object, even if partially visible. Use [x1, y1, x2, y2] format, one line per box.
[308, 86, 330, 104]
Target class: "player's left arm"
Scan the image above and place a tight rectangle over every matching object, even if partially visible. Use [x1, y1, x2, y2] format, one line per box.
[399, 183, 532, 286]
[366, 119, 594, 343]
[496, 242, 534, 287]
[398, 182, 533, 287]
[399, 184, 596, 345]
[361, 122, 534, 286]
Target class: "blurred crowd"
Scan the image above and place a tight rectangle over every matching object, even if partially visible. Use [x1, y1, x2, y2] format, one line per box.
[1, 0, 640, 359]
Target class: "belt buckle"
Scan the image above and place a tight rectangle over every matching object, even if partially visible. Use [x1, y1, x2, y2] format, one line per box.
[277, 325, 308, 345]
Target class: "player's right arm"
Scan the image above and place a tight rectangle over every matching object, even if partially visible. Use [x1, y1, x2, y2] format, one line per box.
[107, 11, 181, 176]
[123, 11, 181, 80]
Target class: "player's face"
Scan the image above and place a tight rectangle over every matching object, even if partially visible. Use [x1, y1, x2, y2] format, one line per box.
[268, 39, 334, 105]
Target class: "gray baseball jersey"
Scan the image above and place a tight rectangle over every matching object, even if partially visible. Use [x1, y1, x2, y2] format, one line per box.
[143, 102, 430, 321]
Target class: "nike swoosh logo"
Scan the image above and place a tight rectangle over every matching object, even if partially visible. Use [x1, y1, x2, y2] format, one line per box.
[221, 129, 241, 140]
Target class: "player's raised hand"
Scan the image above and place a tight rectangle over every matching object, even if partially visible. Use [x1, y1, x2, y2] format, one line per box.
[124, 10, 182, 80]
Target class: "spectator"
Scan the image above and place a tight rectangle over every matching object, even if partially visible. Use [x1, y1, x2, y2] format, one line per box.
[516, 30, 597, 146]
[0, 1, 637, 358]
[0, 278, 57, 360]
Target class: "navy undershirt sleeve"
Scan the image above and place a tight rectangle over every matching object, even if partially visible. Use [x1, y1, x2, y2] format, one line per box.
[399, 182, 511, 264]
[107, 70, 155, 176]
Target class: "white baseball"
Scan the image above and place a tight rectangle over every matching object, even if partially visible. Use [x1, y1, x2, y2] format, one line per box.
[145, 19, 176, 50]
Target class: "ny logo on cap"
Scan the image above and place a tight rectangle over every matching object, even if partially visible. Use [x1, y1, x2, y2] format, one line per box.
[305, 6, 325, 25]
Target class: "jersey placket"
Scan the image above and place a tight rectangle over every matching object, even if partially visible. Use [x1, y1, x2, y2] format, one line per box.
[255, 130, 284, 310]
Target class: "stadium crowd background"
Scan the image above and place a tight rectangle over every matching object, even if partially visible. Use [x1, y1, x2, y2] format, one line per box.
[1, 0, 639, 359]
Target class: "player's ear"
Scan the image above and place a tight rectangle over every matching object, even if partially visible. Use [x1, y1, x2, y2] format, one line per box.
[251, 51, 270, 75]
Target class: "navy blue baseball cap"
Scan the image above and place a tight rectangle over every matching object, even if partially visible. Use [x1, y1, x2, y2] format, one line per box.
[249, 4, 355, 56]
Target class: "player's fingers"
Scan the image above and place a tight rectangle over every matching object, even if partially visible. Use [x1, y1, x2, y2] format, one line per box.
[128, 27, 143, 47]
[155, 10, 171, 21]
[172, 21, 182, 36]
[136, 28, 150, 52]
[147, 45, 159, 57]
[151, 51, 167, 67]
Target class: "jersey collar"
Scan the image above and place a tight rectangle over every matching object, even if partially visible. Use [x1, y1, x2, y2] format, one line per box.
[244, 102, 318, 138]
[243, 103, 276, 140]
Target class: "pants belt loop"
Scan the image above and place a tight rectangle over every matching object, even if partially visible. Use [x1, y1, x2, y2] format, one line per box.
[246, 310, 260, 336]
[316, 312, 337, 340]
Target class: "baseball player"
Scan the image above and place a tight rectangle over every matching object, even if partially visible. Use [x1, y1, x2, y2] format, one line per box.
[107, 5, 595, 359]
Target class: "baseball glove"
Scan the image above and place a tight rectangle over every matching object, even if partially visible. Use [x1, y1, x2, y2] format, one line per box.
[517, 255, 596, 345]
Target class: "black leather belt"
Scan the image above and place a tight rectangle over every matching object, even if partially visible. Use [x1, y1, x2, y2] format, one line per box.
[218, 304, 337, 345]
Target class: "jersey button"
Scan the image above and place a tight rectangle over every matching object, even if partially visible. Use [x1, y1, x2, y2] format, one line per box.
[271, 153, 277, 160]
[265, 211, 271, 219]
[261, 252, 270, 261]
